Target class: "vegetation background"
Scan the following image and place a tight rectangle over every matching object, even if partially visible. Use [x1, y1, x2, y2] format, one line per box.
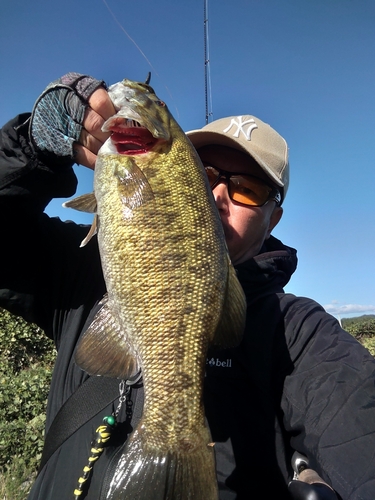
[1, 308, 374, 499]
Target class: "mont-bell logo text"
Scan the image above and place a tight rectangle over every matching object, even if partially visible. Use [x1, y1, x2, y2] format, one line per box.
[223, 116, 258, 140]
[207, 357, 232, 368]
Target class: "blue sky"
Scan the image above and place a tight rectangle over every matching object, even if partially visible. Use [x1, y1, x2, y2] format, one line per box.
[1, 0, 374, 319]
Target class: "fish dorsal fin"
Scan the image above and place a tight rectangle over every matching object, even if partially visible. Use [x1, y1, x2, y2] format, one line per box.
[63, 192, 97, 213]
[211, 259, 246, 348]
[79, 215, 98, 247]
[63, 193, 98, 247]
[75, 294, 140, 379]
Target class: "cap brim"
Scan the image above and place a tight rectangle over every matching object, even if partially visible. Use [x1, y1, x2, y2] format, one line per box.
[187, 129, 284, 189]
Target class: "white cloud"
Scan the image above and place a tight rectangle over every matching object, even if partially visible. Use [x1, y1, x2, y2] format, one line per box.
[324, 303, 375, 315]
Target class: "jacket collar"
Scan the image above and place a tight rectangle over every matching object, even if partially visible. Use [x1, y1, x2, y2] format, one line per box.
[235, 235, 297, 302]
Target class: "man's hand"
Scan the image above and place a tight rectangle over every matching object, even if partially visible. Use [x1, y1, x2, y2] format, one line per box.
[30, 73, 116, 170]
[75, 88, 116, 169]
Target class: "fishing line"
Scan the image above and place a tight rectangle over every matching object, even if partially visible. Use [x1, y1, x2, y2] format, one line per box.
[101, 0, 180, 119]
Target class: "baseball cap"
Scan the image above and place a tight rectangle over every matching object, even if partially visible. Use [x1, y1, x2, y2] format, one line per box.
[187, 115, 289, 202]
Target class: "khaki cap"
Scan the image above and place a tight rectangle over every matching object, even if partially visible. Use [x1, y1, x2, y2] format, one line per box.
[187, 115, 289, 201]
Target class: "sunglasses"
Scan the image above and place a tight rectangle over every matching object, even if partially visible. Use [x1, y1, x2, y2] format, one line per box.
[204, 165, 281, 207]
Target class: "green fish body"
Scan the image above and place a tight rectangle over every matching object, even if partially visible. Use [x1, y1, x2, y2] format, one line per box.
[70, 79, 246, 499]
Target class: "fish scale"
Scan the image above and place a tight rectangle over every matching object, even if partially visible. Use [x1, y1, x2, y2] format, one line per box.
[67, 78, 247, 499]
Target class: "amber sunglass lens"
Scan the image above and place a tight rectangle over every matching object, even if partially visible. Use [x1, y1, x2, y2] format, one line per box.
[229, 176, 271, 206]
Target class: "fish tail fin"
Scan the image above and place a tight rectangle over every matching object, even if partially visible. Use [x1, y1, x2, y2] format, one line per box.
[106, 427, 218, 500]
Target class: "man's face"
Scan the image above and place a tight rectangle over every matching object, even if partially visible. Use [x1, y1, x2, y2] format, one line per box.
[197, 145, 283, 265]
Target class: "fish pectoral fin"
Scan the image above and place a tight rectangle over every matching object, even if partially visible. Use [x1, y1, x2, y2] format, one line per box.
[75, 294, 140, 380]
[63, 192, 97, 213]
[212, 259, 247, 348]
[114, 159, 155, 210]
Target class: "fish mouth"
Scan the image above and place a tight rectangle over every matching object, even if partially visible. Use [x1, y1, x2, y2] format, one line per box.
[107, 118, 160, 155]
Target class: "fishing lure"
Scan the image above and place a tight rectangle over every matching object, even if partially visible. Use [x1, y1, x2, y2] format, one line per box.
[73, 415, 116, 499]
[73, 378, 134, 499]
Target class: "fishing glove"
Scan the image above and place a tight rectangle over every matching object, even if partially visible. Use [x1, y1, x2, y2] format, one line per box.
[29, 72, 107, 159]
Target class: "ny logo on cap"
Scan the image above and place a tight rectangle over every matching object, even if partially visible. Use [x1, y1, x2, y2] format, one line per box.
[223, 116, 258, 140]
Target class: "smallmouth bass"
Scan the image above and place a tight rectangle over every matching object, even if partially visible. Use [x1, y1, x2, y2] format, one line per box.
[67, 78, 246, 499]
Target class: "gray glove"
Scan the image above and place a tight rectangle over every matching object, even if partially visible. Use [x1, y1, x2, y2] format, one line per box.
[30, 72, 107, 158]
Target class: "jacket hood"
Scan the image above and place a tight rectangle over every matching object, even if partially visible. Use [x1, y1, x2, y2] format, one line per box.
[235, 235, 297, 303]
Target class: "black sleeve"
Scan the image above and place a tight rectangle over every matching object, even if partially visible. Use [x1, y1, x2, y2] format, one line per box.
[281, 294, 375, 499]
[0, 114, 103, 336]
[0, 113, 77, 215]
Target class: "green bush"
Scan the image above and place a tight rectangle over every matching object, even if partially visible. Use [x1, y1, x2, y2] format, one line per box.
[362, 337, 375, 357]
[0, 309, 374, 498]
[342, 315, 375, 356]
[0, 308, 56, 497]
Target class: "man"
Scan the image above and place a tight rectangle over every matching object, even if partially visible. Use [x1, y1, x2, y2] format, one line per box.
[0, 73, 374, 499]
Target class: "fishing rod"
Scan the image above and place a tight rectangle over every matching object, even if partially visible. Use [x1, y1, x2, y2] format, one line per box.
[204, 0, 213, 124]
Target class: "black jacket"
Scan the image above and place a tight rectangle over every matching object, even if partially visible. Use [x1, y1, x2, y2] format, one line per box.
[1, 114, 375, 499]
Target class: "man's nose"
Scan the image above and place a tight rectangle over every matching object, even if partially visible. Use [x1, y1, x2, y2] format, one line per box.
[212, 180, 230, 209]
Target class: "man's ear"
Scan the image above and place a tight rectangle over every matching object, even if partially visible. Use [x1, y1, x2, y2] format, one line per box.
[266, 206, 283, 238]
